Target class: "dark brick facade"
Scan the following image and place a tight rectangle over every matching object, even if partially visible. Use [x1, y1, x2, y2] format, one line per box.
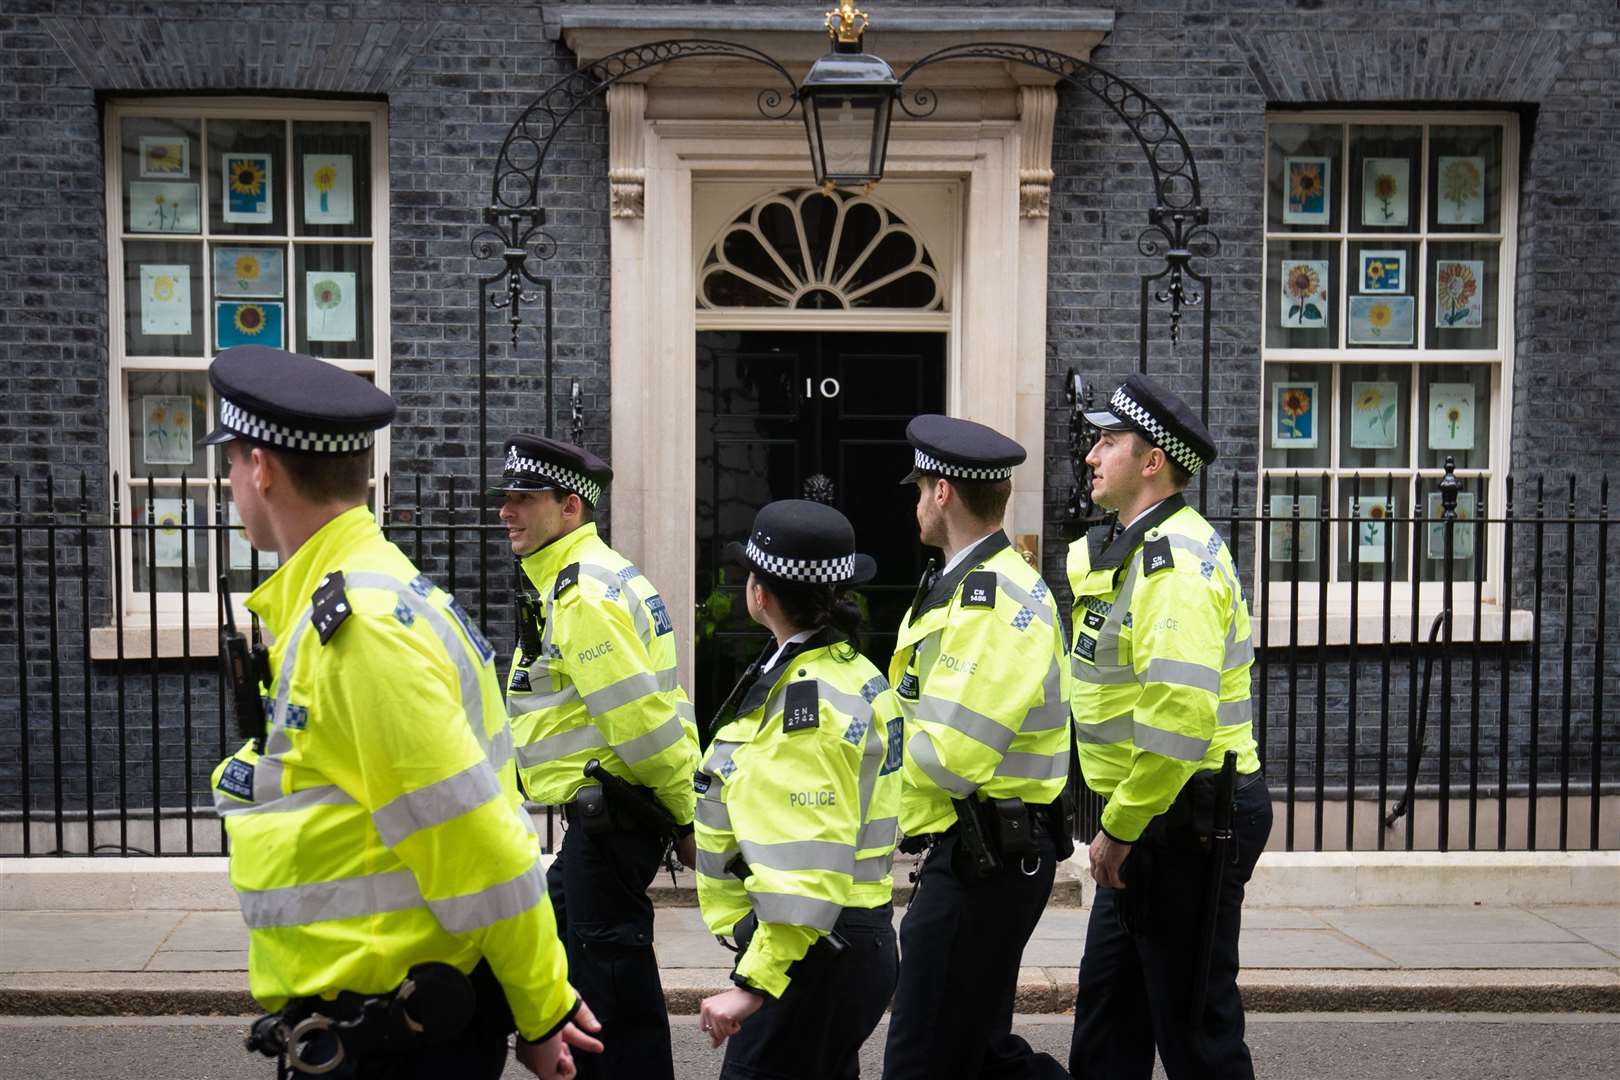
[1, 0, 1616, 848]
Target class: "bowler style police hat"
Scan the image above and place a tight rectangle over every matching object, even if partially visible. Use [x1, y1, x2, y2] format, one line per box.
[487, 434, 613, 508]
[900, 414, 1027, 485]
[201, 345, 395, 453]
[1083, 374, 1218, 475]
[723, 499, 877, 587]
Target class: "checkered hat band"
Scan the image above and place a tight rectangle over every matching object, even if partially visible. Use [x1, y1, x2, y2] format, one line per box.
[745, 539, 854, 584]
[219, 398, 375, 454]
[506, 454, 603, 506]
[913, 449, 1013, 482]
[1108, 388, 1204, 475]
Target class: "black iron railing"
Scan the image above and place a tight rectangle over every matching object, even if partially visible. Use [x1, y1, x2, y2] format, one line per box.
[2, 468, 1615, 856]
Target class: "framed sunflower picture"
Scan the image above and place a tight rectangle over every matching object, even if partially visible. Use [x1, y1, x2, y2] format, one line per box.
[1349, 380, 1401, 450]
[1435, 260, 1484, 329]
[306, 271, 357, 343]
[1267, 494, 1319, 563]
[303, 153, 354, 226]
[1425, 491, 1478, 561]
[222, 153, 273, 224]
[1348, 296, 1415, 345]
[1271, 382, 1319, 450]
[1436, 156, 1485, 226]
[1358, 250, 1406, 294]
[216, 300, 285, 350]
[212, 246, 284, 298]
[1282, 156, 1331, 225]
[1360, 158, 1410, 227]
[1351, 497, 1393, 565]
[138, 136, 189, 179]
[1426, 383, 1475, 451]
[1279, 259, 1329, 328]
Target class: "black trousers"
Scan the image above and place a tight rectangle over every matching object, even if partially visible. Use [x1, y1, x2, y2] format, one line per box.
[547, 818, 674, 1080]
[882, 829, 1070, 1080]
[1069, 772, 1274, 1080]
[721, 904, 899, 1079]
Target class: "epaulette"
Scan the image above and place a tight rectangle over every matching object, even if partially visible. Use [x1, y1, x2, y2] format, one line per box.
[1143, 535, 1175, 576]
[960, 570, 997, 609]
[783, 680, 819, 733]
[311, 571, 351, 645]
[552, 562, 580, 600]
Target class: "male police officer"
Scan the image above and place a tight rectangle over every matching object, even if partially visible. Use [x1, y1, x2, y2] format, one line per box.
[491, 434, 701, 1080]
[882, 415, 1072, 1080]
[207, 346, 600, 1079]
[1066, 375, 1270, 1080]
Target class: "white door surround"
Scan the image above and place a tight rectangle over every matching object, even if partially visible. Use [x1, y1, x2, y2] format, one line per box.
[557, 9, 1114, 682]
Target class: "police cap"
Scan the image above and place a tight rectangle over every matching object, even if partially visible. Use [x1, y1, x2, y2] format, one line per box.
[1083, 374, 1217, 475]
[723, 499, 876, 587]
[488, 433, 612, 508]
[900, 414, 1026, 485]
[200, 346, 395, 454]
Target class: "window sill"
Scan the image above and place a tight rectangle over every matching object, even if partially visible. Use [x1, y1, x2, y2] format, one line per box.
[91, 624, 221, 660]
[1259, 605, 1534, 648]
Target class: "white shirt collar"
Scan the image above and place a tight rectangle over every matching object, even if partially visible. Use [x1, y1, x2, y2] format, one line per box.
[941, 529, 1002, 578]
[763, 629, 817, 673]
[1122, 499, 1167, 533]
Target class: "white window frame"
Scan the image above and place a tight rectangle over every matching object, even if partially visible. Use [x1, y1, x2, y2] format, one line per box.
[98, 97, 390, 655]
[1257, 110, 1523, 643]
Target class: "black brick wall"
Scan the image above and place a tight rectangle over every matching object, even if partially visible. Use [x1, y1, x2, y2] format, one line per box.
[2, 0, 1616, 845]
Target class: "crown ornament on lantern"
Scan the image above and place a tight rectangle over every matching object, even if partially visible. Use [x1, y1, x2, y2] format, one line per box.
[825, 1, 870, 45]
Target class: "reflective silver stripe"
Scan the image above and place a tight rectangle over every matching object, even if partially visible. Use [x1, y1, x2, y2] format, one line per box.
[1072, 659, 1138, 685]
[1226, 636, 1255, 668]
[1021, 656, 1069, 732]
[675, 699, 697, 725]
[254, 610, 317, 804]
[916, 695, 1015, 754]
[696, 848, 738, 879]
[997, 575, 1054, 624]
[702, 740, 743, 785]
[581, 670, 661, 715]
[858, 816, 898, 850]
[579, 565, 651, 642]
[656, 666, 681, 693]
[345, 572, 490, 755]
[427, 862, 547, 933]
[1094, 559, 1142, 667]
[508, 685, 581, 716]
[614, 715, 688, 766]
[739, 838, 856, 876]
[238, 868, 423, 929]
[372, 762, 503, 848]
[516, 725, 608, 769]
[1076, 712, 1135, 746]
[995, 748, 1069, 782]
[1166, 534, 1236, 593]
[216, 782, 355, 817]
[1217, 699, 1253, 727]
[489, 725, 514, 771]
[854, 852, 894, 882]
[748, 890, 842, 932]
[906, 732, 979, 797]
[1141, 657, 1222, 694]
[855, 703, 885, 840]
[1132, 721, 1211, 762]
[695, 797, 731, 829]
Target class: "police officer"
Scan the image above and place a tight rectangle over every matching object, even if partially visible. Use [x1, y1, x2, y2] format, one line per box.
[693, 500, 902, 1077]
[490, 433, 701, 1080]
[1065, 375, 1270, 1080]
[882, 416, 1072, 1080]
[206, 346, 600, 1079]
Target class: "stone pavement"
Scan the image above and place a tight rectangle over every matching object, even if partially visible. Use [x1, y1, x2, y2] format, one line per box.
[2, 902, 1615, 1016]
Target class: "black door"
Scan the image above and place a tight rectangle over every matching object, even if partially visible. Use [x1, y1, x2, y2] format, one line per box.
[694, 330, 946, 733]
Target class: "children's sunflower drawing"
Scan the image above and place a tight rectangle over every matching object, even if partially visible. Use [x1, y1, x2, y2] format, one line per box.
[233, 304, 267, 337]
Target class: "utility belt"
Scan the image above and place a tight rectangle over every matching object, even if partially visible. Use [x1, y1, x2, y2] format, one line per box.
[901, 796, 1066, 881]
[1138, 766, 1263, 855]
[565, 756, 677, 839]
[245, 960, 512, 1076]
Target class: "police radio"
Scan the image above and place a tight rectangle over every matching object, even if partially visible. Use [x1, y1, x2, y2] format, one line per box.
[516, 588, 544, 662]
[218, 575, 270, 750]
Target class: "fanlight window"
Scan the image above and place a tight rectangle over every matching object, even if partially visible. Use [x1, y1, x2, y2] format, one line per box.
[699, 188, 942, 310]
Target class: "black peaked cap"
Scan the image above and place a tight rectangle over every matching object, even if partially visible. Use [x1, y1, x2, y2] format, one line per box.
[1083, 374, 1218, 474]
[900, 413, 1026, 484]
[202, 345, 395, 454]
[488, 433, 613, 507]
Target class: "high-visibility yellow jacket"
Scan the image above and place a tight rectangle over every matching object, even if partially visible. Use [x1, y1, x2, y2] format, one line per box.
[890, 532, 1071, 837]
[694, 632, 902, 998]
[1067, 495, 1261, 843]
[211, 506, 575, 1042]
[507, 523, 699, 824]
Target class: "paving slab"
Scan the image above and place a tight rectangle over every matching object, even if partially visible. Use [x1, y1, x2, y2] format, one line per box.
[1377, 942, 1620, 969]
[1529, 907, 1620, 952]
[1237, 929, 1395, 969]
[145, 951, 249, 973]
[1242, 908, 1331, 930]
[159, 912, 248, 953]
[1315, 906, 1586, 946]
[0, 911, 183, 973]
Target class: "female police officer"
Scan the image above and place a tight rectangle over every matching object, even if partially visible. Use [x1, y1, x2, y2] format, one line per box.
[694, 499, 903, 1078]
